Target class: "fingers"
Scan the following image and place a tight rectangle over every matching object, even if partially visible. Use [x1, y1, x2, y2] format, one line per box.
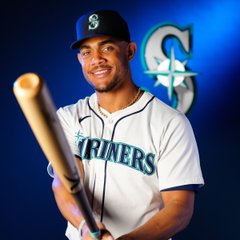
[81, 222, 114, 240]
[100, 229, 114, 240]
[95, 222, 114, 240]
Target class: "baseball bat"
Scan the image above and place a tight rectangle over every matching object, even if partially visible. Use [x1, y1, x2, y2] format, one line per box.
[13, 73, 101, 239]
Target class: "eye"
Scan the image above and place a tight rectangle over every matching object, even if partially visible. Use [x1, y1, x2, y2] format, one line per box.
[80, 49, 91, 58]
[102, 45, 114, 53]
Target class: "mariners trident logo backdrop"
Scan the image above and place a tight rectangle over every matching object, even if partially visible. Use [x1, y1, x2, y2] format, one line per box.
[141, 23, 197, 114]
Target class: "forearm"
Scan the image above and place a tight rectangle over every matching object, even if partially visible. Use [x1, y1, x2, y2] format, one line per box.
[52, 157, 85, 228]
[118, 191, 194, 240]
[52, 175, 114, 240]
[52, 173, 83, 228]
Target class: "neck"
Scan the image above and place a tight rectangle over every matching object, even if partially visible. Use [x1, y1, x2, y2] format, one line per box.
[96, 83, 141, 113]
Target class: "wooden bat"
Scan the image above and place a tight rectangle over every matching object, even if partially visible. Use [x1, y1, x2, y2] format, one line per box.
[13, 73, 101, 239]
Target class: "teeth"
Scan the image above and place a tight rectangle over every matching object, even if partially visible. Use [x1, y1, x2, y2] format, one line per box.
[94, 69, 108, 75]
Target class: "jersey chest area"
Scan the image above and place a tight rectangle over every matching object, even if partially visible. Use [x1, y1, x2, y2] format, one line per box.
[75, 111, 160, 176]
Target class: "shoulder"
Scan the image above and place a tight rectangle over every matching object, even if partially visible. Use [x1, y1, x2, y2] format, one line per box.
[57, 93, 96, 118]
[143, 91, 189, 127]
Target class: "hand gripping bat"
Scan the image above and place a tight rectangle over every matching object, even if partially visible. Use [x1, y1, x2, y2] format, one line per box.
[13, 73, 101, 239]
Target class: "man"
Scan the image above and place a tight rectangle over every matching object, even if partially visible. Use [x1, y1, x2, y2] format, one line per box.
[51, 9, 204, 240]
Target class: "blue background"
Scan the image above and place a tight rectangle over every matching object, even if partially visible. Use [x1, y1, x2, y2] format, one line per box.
[1, 0, 239, 239]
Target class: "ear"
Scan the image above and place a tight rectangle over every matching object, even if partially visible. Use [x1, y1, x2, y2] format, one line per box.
[127, 42, 137, 60]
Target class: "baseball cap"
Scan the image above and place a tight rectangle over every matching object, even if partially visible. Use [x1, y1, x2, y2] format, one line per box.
[70, 10, 131, 50]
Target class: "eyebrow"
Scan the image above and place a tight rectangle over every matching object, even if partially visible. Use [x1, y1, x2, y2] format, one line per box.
[80, 39, 119, 50]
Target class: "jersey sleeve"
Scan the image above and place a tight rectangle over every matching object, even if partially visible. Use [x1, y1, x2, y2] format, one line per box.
[157, 113, 204, 191]
[57, 107, 80, 157]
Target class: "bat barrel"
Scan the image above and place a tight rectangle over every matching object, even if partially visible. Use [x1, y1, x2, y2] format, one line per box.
[13, 73, 42, 98]
[13, 73, 82, 194]
[13, 73, 101, 239]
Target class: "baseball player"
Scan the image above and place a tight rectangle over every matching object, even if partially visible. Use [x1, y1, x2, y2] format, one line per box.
[50, 9, 204, 240]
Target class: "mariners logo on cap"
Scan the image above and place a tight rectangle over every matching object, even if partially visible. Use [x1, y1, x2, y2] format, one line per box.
[88, 14, 99, 30]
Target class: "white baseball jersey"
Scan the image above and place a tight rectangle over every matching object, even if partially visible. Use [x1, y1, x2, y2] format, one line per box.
[56, 91, 204, 239]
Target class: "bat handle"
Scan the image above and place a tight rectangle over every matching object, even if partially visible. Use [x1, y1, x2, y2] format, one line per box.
[73, 190, 101, 239]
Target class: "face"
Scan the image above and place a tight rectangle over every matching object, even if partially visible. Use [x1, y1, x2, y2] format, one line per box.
[77, 36, 136, 93]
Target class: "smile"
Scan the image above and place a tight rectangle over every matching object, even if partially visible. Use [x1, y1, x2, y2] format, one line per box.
[91, 67, 112, 77]
[94, 69, 109, 75]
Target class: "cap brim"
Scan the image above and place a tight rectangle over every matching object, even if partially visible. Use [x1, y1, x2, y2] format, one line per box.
[70, 33, 108, 50]
[70, 40, 82, 50]
[70, 33, 130, 50]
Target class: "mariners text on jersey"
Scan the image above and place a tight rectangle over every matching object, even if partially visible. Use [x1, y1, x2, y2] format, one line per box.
[75, 131, 156, 175]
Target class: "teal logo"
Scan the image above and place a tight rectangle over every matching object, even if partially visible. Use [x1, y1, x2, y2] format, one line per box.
[88, 14, 99, 30]
[141, 23, 197, 114]
[75, 131, 156, 175]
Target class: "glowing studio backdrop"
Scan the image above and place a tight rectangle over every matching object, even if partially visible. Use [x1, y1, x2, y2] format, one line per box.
[1, 0, 240, 240]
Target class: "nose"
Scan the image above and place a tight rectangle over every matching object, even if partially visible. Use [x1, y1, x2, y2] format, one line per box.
[90, 51, 106, 66]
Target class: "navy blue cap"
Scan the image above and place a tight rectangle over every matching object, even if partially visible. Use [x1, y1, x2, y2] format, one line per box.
[70, 10, 131, 49]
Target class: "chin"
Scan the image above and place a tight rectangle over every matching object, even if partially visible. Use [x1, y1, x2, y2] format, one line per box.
[94, 81, 114, 93]
[95, 86, 110, 93]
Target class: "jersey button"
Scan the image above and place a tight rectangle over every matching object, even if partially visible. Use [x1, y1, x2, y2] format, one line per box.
[108, 119, 114, 124]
